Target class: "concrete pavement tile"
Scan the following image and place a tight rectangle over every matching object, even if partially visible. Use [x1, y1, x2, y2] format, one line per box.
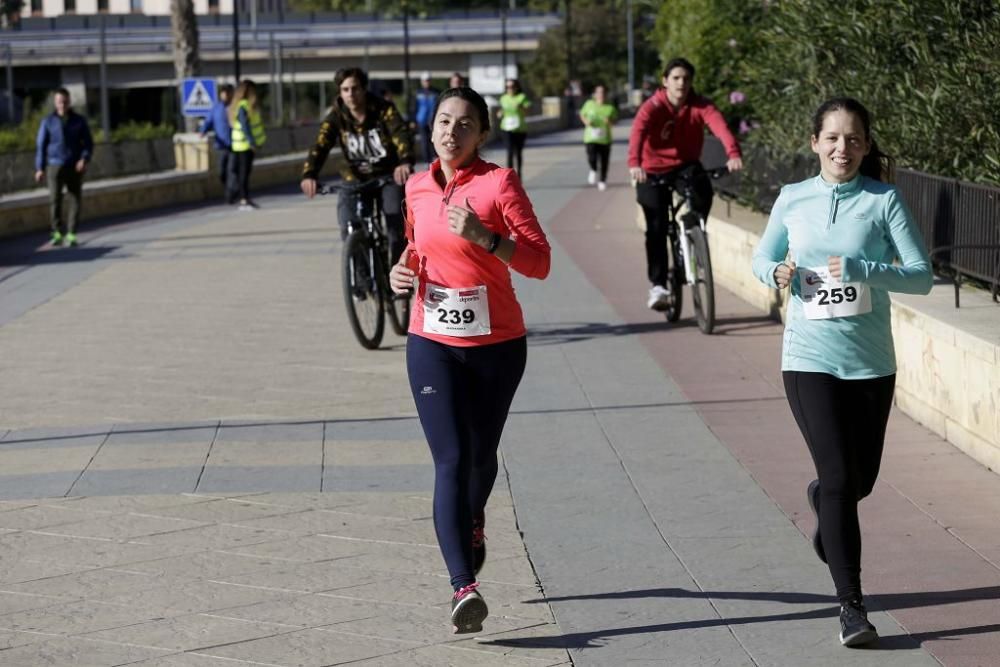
[348, 642, 567, 666]
[137, 521, 298, 552]
[3, 567, 161, 601]
[33, 512, 209, 542]
[0, 444, 100, 475]
[70, 466, 203, 496]
[329, 439, 433, 466]
[135, 497, 306, 525]
[0, 557, 92, 586]
[86, 442, 210, 473]
[205, 440, 321, 467]
[0, 590, 73, 615]
[0, 530, 192, 571]
[197, 626, 410, 665]
[54, 494, 216, 514]
[222, 534, 372, 564]
[0, 427, 109, 449]
[456, 623, 574, 664]
[208, 592, 384, 629]
[0, 635, 170, 666]
[0, 502, 105, 531]
[121, 652, 285, 667]
[0, 471, 82, 500]
[232, 508, 437, 546]
[0, 627, 53, 650]
[208, 560, 379, 595]
[323, 419, 424, 444]
[317, 599, 541, 645]
[0, 598, 166, 635]
[106, 423, 219, 446]
[120, 550, 282, 581]
[322, 463, 434, 493]
[81, 612, 294, 652]
[102, 579, 291, 617]
[216, 421, 324, 444]
[251, 492, 436, 521]
[196, 464, 322, 494]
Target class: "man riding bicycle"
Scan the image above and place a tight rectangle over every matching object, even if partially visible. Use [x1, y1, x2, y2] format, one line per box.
[628, 57, 743, 311]
[301, 67, 415, 266]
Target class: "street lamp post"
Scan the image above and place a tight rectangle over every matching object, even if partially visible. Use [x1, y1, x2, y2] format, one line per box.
[232, 0, 241, 82]
[402, 1, 411, 119]
[626, 0, 635, 99]
[501, 5, 508, 76]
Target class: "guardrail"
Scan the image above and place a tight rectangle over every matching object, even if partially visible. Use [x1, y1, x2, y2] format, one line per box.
[2, 13, 561, 61]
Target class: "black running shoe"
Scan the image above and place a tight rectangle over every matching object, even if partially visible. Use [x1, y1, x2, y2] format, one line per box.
[807, 479, 827, 564]
[839, 597, 878, 647]
[451, 582, 487, 634]
[472, 518, 487, 576]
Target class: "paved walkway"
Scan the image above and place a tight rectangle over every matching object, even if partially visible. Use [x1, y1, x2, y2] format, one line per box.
[0, 130, 998, 666]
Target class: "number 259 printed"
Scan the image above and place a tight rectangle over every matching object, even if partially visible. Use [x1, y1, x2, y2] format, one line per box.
[815, 286, 858, 305]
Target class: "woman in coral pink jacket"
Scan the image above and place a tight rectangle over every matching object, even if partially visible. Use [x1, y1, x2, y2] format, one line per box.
[389, 86, 550, 635]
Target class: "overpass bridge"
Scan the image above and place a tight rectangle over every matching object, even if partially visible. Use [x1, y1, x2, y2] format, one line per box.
[1, 11, 561, 123]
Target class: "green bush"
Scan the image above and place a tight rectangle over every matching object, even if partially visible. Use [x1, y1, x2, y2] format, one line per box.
[650, 0, 766, 133]
[0, 113, 176, 153]
[740, 0, 1000, 186]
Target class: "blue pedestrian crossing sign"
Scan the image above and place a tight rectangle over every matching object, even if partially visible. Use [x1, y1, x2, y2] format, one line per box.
[181, 78, 216, 117]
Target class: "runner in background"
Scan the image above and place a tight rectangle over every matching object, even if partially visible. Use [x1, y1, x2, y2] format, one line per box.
[496, 79, 530, 177]
[579, 83, 617, 191]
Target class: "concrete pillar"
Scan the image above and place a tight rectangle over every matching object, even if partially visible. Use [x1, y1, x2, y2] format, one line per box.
[173, 133, 211, 172]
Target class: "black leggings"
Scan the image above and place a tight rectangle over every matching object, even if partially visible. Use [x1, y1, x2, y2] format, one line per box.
[783, 371, 896, 602]
[585, 143, 611, 182]
[503, 131, 527, 176]
[407, 334, 527, 590]
[635, 162, 714, 287]
[232, 149, 254, 202]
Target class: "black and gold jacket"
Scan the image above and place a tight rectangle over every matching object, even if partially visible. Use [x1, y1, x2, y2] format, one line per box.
[302, 95, 414, 182]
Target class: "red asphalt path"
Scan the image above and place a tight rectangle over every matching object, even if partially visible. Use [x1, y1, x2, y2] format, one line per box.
[545, 160, 1000, 667]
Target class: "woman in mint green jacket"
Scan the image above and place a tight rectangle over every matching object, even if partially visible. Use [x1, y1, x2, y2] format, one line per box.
[752, 97, 931, 649]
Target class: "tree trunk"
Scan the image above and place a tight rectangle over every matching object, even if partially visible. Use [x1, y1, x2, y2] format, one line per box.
[170, 0, 201, 132]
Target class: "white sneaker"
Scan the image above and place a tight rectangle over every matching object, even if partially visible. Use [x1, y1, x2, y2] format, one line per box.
[647, 285, 671, 311]
[597, 181, 607, 192]
[587, 170, 597, 186]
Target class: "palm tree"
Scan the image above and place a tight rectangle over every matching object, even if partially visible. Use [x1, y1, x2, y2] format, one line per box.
[171, 0, 201, 131]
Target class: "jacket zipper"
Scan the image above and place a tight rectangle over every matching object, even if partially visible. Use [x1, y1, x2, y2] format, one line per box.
[825, 183, 839, 231]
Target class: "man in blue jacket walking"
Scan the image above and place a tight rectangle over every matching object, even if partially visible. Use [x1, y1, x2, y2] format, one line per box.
[200, 83, 235, 203]
[35, 87, 93, 247]
[412, 72, 437, 165]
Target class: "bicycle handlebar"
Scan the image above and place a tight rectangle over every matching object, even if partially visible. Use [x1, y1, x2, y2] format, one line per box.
[644, 165, 730, 187]
[318, 174, 396, 197]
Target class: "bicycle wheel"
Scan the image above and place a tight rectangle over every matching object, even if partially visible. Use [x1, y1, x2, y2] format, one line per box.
[386, 290, 411, 336]
[342, 230, 385, 349]
[664, 235, 684, 323]
[688, 225, 716, 334]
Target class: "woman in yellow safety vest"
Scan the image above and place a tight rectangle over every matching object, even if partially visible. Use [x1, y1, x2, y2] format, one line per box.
[229, 79, 267, 210]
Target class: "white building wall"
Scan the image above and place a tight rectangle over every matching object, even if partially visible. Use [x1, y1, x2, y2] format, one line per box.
[41, 0, 231, 15]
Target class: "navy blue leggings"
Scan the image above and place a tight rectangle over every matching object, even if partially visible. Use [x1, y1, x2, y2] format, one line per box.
[783, 371, 895, 603]
[407, 334, 527, 590]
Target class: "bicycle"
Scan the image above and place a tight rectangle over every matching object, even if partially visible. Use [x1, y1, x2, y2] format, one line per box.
[643, 166, 730, 334]
[320, 176, 410, 349]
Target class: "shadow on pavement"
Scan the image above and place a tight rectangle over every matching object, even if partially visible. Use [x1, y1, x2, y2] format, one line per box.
[527, 320, 696, 345]
[494, 585, 1000, 650]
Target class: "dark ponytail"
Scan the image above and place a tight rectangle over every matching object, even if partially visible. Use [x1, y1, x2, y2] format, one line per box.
[811, 97, 895, 182]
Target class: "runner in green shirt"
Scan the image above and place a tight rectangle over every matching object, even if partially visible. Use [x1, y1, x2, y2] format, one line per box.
[497, 79, 531, 177]
[579, 84, 617, 191]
